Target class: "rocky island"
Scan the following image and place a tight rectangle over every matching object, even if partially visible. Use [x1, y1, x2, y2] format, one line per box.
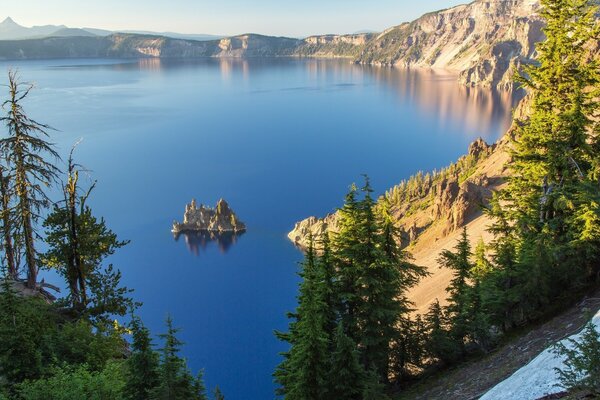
[172, 198, 246, 234]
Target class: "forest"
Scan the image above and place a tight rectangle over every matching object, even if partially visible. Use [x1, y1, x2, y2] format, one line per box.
[275, 0, 600, 398]
[0, 0, 599, 399]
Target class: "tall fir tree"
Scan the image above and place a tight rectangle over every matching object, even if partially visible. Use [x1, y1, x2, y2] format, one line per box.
[487, 0, 600, 328]
[438, 227, 473, 354]
[124, 315, 160, 400]
[327, 323, 365, 400]
[151, 315, 206, 400]
[275, 237, 330, 400]
[0, 70, 60, 288]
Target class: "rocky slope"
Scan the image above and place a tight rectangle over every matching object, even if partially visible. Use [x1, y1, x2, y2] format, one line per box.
[288, 95, 534, 314]
[355, 0, 544, 89]
[288, 137, 510, 312]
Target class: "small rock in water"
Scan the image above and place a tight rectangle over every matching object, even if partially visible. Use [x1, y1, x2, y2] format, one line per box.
[172, 198, 246, 234]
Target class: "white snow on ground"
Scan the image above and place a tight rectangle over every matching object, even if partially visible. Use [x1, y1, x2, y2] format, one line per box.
[480, 309, 600, 400]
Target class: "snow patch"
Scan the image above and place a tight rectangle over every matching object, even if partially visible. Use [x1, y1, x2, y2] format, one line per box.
[481, 309, 600, 400]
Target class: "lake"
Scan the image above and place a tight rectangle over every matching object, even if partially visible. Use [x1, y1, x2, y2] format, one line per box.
[0, 58, 520, 399]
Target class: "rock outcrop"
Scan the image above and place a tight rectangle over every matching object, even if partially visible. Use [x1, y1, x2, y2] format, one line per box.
[287, 136, 504, 250]
[172, 198, 246, 234]
[355, 0, 544, 89]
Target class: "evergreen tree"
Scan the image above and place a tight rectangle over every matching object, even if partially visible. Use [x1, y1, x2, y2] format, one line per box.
[151, 315, 204, 400]
[332, 177, 426, 382]
[553, 319, 600, 394]
[438, 227, 472, 354]
[424, 299, 460, 365]
[377, 196, 427, 380]
[332, 182, 363, 341]
[213, 386, 224, 400]
[362, 367, 391, 400]
[327, 324, 365, 400]
[487, 0, 600, 328]
[43, 149, 133, 321]
[0, 70, 60, 288]
[124, 315, 160, 400]
[275, 238, 330, 400]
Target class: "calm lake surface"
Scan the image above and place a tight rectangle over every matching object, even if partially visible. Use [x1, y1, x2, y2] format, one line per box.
[0, 58, 520, 399]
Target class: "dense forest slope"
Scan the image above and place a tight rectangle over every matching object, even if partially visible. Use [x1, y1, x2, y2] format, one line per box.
[396, 294, 600, 399]
[288, 97, 533, 313]
[0, 0, 545, 88]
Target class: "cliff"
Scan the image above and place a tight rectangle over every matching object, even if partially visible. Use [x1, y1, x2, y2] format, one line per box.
[288, 133, 515, 314]
[172, 198, 246, 234]
[0, 0, 547, 88]
[355, 0, 544, 89]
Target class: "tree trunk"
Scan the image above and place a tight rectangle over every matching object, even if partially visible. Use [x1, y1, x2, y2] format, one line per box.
[0, 168, 17, 278]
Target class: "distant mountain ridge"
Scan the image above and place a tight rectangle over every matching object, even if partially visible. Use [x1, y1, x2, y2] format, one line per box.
[0, 0, 546, 88]
[0, 17, 222, 42]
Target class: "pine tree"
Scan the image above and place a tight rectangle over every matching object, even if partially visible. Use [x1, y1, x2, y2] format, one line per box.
[151, 315, 204, 400]
[424, 299, 460, 365]
[0, 70, 60, 288]
[275, 238, 330, 400]
[553, 318, 600, 394]
[43, 149, 133, 321]
[124, 315, 160, 400]
[487, 0, 600, 329]
[332, 182, 363, 341]
[438, 227, 472, 354]
[213, 386, 224, 400]
[371, 195, 427, 381]
[362, 367, 391, 400]
[327, 323, 365, 400]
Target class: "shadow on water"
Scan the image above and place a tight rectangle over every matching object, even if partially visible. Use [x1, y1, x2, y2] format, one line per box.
[174, 231, 246, 255]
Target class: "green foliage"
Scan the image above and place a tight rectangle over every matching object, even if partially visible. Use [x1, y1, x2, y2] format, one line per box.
[42, 153, 133, 321]
[485, 0, 600, 330]
[124, 316, 160, 400]
[553, 319, 600, 394]
[213, 386, 224, 400]
[0, 278, 56, 386]
[150, 315, 206, 400]
[50, 319, 125, 372]
[17, 361, 126, 400]
[276, 176, 427, 397]
[424, 299, 461, 365]
[283, 239, 330, 400]
[327, 324, 366, 400]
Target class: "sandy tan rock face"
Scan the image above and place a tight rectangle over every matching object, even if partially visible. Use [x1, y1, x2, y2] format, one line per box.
[355, 0, 544, 89]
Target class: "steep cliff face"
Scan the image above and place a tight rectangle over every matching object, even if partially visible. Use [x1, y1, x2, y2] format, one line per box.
[356, 0, 544, 89]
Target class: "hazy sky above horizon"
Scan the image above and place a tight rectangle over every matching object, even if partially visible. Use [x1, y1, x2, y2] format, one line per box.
[3, 0, 467, 37]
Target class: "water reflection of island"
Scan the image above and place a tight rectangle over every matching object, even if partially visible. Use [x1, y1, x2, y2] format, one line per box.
[174, 231, 245, 255]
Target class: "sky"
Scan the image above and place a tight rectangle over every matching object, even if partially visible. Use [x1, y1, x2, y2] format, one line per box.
[3, 0, 467, 37]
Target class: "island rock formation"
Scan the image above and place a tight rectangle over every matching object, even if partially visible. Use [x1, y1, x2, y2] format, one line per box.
[172, 199, 246, 234]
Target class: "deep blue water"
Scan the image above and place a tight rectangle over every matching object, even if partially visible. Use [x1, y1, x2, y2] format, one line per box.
[0, 58, 520, 399]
